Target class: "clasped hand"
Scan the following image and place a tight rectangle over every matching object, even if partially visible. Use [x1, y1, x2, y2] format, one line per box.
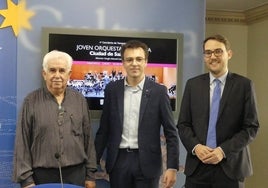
[194, 144, 224, 164]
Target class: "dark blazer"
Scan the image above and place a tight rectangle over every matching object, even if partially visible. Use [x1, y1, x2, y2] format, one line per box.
[177, 72, 259, 181]
[95, 77, 179, 178]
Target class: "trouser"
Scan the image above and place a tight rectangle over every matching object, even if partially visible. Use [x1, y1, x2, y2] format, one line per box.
[185, 163, 244, 188]
[109, 149, 160, 188]
[33, 163, 85, 186]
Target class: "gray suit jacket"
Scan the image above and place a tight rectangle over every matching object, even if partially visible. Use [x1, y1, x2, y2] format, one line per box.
[177, 72, 259, 181]
[95, 77, 179, 178]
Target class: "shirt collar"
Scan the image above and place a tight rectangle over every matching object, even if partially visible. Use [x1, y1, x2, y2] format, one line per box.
[124, 76, 145, 91]
[44, 85, 67, 99]
[209, 71, 228, 85]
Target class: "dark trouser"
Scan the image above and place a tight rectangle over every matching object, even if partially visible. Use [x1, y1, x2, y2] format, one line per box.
[185, 163, 244, 188]
[33, 163, 85, 186]
[109, 149, 160, 188]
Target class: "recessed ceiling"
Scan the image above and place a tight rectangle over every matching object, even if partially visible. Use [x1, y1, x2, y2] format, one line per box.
[206, 0, 268, 11]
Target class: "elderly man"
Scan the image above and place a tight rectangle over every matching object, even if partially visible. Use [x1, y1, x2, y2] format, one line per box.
[13, 50, 97, 188]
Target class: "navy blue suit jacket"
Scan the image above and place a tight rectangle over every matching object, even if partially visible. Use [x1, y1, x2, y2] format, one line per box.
[95, 77, 179, 178]
[177, 72, 259, 181]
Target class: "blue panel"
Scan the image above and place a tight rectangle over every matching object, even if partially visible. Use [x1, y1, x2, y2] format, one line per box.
[0, 0, 18, 186]
[6, 0, 205, 187]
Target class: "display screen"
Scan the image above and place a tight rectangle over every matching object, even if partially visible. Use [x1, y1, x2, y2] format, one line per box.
[42, 28, 183, 119]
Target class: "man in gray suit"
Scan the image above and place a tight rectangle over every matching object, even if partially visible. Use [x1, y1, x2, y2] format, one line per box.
[95, 40, 179, 188]
[177, 34, 259, 188]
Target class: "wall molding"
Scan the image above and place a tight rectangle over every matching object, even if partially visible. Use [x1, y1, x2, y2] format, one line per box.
[206, 4, 268, 25]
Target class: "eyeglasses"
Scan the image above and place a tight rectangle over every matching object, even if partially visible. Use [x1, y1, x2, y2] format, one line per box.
[203, 48, 223, 58]
[123, 57, 146, 64]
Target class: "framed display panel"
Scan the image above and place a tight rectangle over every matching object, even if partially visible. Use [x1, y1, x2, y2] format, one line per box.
[42, 27, 183, 119]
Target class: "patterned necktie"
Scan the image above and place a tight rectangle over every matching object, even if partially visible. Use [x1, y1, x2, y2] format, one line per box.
[206, 79, 221, 148]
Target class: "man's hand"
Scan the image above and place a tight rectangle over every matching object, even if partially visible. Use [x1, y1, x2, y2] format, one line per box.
[162, 169, 177, 188]
[202, 147, 224, 164]
[194, 144, 214, 161]
[195, 144, 224, 164]
[85, 180, 96, 188]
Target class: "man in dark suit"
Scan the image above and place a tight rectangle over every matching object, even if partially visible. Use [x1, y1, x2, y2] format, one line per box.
[177, 34, 259, 188]
[95, 40, 179, 188]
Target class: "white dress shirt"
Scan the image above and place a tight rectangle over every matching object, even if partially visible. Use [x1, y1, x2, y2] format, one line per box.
[119, 77, 145, 149]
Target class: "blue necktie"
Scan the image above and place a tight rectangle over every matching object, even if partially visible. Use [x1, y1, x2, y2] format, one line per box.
[206, 79, 221, 148]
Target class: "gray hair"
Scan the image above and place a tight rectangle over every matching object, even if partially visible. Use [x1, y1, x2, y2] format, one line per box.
[42, 50, 73, 72]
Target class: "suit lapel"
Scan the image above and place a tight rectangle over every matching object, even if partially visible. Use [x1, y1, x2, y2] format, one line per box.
[116, 80, 125, 126]
[218, 72, 233, 118]
[202, 74, 210, 124]
[139, 78, 151, 125]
